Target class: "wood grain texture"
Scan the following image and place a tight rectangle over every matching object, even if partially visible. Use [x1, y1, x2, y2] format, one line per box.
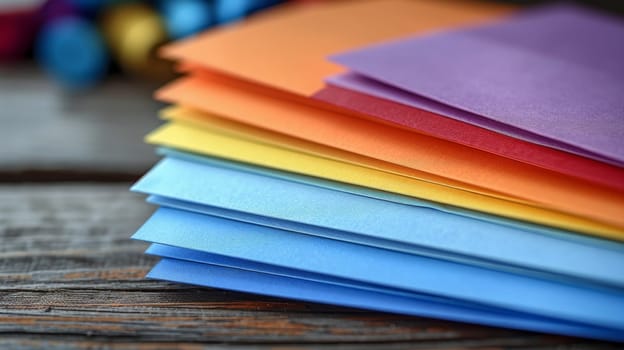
[0, 185, 619, 349]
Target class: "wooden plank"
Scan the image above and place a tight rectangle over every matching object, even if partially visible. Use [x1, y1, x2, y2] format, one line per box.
[0, 184, 618, 349]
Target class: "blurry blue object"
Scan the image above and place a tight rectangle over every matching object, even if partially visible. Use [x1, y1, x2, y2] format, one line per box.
[215, 0, 252, 24]
[36, 16, 108, 89]
[160, 0, 214, 39]
[215, 0, 283, 24]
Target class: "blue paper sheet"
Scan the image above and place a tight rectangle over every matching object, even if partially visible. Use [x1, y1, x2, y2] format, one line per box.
[158, 147, 621, 249]
[148, 243, 624, 324]
[147, 243, 490, 306]
[133, 207, 624, 330]
[148, 257, 624, 341]
[132, 156, 624, 288]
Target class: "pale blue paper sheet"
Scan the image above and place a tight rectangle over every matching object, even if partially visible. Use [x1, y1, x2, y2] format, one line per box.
[158, 147, 621, 250]
[133, 207, 624, 331]
[132, 155, 624, 289]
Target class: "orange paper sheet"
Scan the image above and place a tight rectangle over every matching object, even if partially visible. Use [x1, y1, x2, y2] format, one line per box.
[156, 76, 624, 229]
[161, 0, 513, 95]
[148, 120, 624, 239]
[163, 106, 522, 203]
[165, 0, 624, 195]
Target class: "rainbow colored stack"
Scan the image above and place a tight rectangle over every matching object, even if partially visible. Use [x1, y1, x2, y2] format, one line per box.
[131, 0, 624, 341]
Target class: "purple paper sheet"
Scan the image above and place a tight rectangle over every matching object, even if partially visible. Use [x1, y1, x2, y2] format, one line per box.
[325, 72, 622, 166]
[330, 4, 624, 165]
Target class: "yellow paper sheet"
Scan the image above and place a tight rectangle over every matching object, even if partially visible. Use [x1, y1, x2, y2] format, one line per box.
[162, 106, 523, 203]
[147, 121, 624, 241]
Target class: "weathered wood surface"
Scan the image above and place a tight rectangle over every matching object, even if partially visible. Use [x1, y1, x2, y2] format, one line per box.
[0, 185, 619, 349]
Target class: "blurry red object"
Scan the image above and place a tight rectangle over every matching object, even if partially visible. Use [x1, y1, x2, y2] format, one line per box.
[0, 7, 39, 62]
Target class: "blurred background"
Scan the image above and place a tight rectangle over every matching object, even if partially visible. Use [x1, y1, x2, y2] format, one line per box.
[0, 0, 286, 181]
[0, 0, 622, 181]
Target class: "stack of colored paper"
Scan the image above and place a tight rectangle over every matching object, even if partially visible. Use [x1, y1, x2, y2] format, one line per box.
[131, 0, 624, 341]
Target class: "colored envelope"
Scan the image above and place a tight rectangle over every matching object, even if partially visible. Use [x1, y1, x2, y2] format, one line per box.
[148, 244, 624, 341]
[148, 242, 624, 307]
[161, 0, 512, 95]
[148, 193, 624, 290]
[160, 106, 520, 201]
[156, 146, 624, 251]
[132, 155, 624, 286]
[161, 0, 624, 192]
[133, 207, 624, 331]
[133, 0, 624, 343]
[314, 75, 624, 192]
[155, 77, 624, 231]
[330, 5, 624, 165]
[146, 122, 623, 238]
[154, 146, 622, 248]
[149, 258, 624, 342]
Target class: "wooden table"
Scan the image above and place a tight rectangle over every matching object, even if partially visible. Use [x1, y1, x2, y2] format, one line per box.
[0, 66, 619, 349]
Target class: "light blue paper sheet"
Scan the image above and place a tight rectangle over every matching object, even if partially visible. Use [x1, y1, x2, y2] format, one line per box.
[148, 257, 624, 342]
[132, 155, 624, 289]
[158, 147, 622, 250]
[133, 207, 624, 331]
[149, 193, 624, 291]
